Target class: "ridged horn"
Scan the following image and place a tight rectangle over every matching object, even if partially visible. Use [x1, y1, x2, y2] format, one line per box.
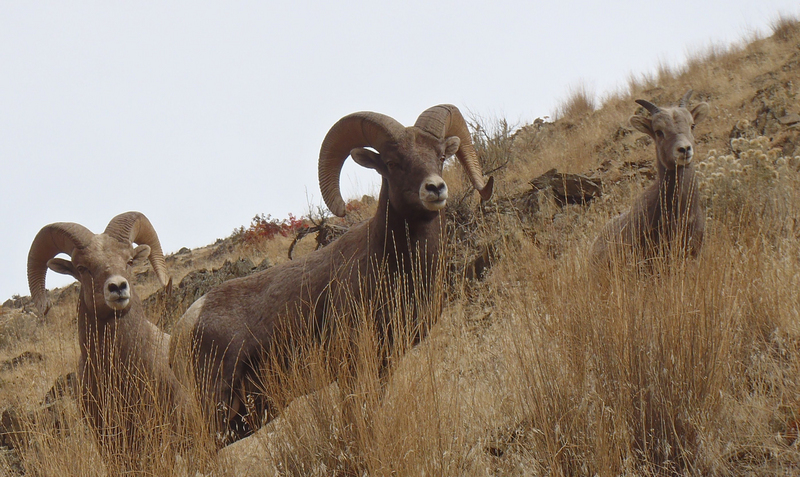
[414, 104, 493, 201]
[679, 89, 694, 108]
[635, 99, 661, 115]
[27, 222, 94, 316]
[103, 211, 169, 287]
[318, 112, 406, 217]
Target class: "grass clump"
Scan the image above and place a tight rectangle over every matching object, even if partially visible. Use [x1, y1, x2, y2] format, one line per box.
[554, 83, 596, 120]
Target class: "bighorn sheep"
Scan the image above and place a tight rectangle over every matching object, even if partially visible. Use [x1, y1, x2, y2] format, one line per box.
[170, 104, 493, 444]
[27, 212, 187, 469]
[591, 90, 709, 265]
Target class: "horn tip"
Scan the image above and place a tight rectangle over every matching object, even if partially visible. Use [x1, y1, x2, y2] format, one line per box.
[479, 176, 494, 202]
[157, 272, 170, 289]
[680, 89, 694, 107]
[35, 298, 50, 318]
[330, 202, 346, 218]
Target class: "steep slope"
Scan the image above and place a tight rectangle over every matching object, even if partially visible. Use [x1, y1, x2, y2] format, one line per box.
[1, 17, 799, 476]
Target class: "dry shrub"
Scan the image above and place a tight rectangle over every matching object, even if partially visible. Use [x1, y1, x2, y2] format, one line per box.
[698, 134, 800, 245]
[554, 83, 596, 120]
[770, 13, 800, 42]
[497, 241, 743, 474]
[467, 113, 518, 176]
[655, 59, 677, 85]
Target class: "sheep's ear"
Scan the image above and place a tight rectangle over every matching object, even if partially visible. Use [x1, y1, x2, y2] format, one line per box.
[691, 103, 709, 125]
[444, 136, 461, 158]
[47, 258, 79, 279]
[350, 148, 387, 174]
[629, 115, 653, 136]
[132, 244, 151, 266]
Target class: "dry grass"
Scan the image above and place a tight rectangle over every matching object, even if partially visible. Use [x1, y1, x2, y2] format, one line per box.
[2, 16, 800, 475]
[554, 83, 596, 121]
[771, 12, 800, 42]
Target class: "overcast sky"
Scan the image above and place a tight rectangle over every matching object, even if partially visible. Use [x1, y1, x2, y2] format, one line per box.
[2, 1, 798, 301]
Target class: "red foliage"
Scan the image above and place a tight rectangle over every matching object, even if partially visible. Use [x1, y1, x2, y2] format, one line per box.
[345, 200, 364, 213]
[240, 213, 306, 245]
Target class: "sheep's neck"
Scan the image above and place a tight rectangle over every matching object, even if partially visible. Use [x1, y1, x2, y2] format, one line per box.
[77, 293, 144, 366]
[642, 161, 698, 235]
[369, 181, 443, 274]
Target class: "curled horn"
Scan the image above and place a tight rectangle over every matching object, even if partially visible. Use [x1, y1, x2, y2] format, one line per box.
[27, 223, 94, 316]
[104, 211, 169, 287]
[679, 89, 694, 108]
[414, 104, 494, 202]
[318, 112, 406, 217]
[635, 99, 661, 115]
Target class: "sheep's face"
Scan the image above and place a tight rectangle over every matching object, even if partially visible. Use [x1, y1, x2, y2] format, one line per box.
[46, 235, 151, 317]
[631, 103, 709, 170]
[350, 130, 460, 219]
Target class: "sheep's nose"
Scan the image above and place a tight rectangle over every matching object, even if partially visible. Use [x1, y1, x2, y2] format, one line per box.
[104, 276, 131, 310]
[425, 181, 447, 197]
[107, 281, 128, 294]
[678, 145, 692, 155]
[420, 175, 449, 210]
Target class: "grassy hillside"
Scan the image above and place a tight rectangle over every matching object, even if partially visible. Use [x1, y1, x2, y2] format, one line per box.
[2, 16, 800, 475]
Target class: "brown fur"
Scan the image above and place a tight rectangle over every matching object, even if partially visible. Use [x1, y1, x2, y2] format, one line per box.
[591, 92, 709, 265]
[170, 127, 465, 445]
[31, 219, 187, 470]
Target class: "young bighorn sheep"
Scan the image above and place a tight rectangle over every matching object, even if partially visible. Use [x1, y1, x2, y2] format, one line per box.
[27, 212, 187, 470]
[591, 90, 709, 265]
[170, 104, 493, 444]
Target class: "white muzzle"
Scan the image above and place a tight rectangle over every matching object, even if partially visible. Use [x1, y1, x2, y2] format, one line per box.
[420, 175, 448, 211]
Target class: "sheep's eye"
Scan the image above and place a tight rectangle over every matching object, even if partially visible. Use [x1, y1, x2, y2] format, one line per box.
[655, 130, 665, 139]
[76, 265, 88, 274]
[127, 259, 134, 267]
[690, 123, 696, 131]
[440, 153, 447, 162]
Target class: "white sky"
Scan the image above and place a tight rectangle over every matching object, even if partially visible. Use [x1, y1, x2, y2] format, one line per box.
[2, 1, 798, 300]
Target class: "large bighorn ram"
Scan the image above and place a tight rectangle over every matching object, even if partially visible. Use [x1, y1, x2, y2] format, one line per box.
[27, 212, 187, 470]
[170, 104, 493, 444]
[591, 90, 709, 265]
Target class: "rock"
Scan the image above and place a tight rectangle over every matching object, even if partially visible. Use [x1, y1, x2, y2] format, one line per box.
[0, 373, 79, 461]
[42, 372, 78, 406]
[134, 267, 154, 285]
[47, 283, 78, 311]
[635, 136, 652, 148]
[254, 257, 273, 273]
[730, 119, 759, 140]
[1, 296, 31, 311]
[778, 113, 800, 126]
[0, 351, 44, 373]
[530, 168, 603, 206]
[465, 245, 497, 281]
[0, 407, 25, 449]
[211, 239, 236, 259]
[612, 125, 633, 140]
[228, 258, 256, 277]
[512, 169, 602, 217]
[0, 445, 23, 476]
[751, 82, 797, 136]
